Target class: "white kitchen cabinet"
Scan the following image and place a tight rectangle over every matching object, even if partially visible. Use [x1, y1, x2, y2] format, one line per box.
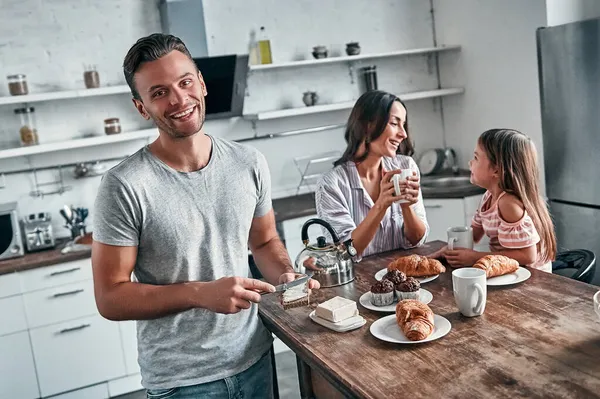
[281, 214, 317, 265]
[0, 295, 28, 336]
[0, 271, 21, 299]
[119, 320, 140, 376]
[0, 331, 40, 399]
[423, 194, 484, 243]
[23, 279, 98, 329]
[30, 314, 127, 397]
[19, 258, 93, 293]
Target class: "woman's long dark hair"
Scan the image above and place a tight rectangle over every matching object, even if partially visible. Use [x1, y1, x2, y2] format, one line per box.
[334, 90, 414, 167]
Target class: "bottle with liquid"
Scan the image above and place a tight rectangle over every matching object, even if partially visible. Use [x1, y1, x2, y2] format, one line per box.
[248, 29, 260, 65]
[258, 26, 273, 65]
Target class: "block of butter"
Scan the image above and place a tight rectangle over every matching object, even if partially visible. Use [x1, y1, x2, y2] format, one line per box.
[315, 296, 358, 323]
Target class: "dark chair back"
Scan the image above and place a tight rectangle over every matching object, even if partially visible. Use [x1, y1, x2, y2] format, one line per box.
[552, 249, 596, 284]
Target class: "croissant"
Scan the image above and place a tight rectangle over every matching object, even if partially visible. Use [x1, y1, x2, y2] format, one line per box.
[473, 255, 519, 278]
[396, 299, 435, 341]
[388, 255, 446, 277]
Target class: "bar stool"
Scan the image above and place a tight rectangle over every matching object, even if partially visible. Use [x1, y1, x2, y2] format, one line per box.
[552, 249, 596, 284]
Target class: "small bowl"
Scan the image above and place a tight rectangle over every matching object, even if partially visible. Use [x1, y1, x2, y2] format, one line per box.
[312, 46, 328, 59]
[346, 42, 361, 56]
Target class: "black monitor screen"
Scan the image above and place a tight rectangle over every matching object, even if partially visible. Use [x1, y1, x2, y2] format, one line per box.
[193, 55, 236, 115]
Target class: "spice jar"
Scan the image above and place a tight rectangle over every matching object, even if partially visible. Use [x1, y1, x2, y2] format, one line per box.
[15, 107, 39, 146]
[7, 74, 29, 96]
[83, 65, 100, 89]
[104, 118, 121, 135]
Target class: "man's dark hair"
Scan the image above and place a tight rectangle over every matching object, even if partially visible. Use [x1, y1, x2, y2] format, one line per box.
[123, 33, 197, 100]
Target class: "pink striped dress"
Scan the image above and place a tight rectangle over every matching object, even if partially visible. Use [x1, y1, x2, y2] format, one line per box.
[471, 191, 550, 272]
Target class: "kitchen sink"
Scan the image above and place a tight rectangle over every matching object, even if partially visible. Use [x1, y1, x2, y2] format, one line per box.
[420, 175, 472, 188]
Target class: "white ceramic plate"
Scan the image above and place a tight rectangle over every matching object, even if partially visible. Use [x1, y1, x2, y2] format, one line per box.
[486, 267, 531, 286]
[359, 289, 433, 312]
[309, 310, 366, 332]
[375, 268, 439, 284]
[370, 314, 451, 344]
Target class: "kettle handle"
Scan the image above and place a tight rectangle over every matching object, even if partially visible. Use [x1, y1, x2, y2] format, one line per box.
[300, 218, 340, 244]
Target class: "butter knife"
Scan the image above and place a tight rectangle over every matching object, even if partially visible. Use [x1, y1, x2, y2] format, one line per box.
[267, 272, 314, 294]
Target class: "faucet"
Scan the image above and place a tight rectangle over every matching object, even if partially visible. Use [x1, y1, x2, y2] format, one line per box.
[443, 148, 459, 175]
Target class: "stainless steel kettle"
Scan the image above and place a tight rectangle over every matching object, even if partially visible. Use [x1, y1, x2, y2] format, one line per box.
[294, 218, 356, 287]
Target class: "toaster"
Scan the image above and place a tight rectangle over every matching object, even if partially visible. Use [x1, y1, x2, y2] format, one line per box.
[22, 212, 55, 252]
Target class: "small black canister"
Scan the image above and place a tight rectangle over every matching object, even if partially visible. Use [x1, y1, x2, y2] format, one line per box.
[361, 66, 378, 92]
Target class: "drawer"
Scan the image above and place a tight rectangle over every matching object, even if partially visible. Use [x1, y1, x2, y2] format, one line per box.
[0, 295, 28, 336]
[0, 331, 40, 399]
[0, 272, 21, 298]
[423, 199, 465, 242]
[23, 279, 97, 329]
[30, 315, 127, 397]
[19, 258, 92, 293]
[49, 383, 108, 399]
[119, 320, 140, 376]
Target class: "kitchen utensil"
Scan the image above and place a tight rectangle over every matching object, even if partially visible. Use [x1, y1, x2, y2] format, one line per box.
[418, 148, 446, 175]
[270, 272, 314, 293]
[294, 218, 356, 287]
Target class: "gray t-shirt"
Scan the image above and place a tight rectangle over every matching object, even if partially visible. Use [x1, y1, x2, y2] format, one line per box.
[93, 135, 273, 389]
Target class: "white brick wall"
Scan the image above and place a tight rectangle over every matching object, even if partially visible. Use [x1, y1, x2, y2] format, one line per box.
[0, 0, 447, 238]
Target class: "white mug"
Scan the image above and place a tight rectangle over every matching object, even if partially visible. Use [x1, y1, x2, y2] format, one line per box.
[392, 169, 413, 204]
[447, 226, 473, 250]
[452, 268, 486, 317]
[594, 291, 600, 320]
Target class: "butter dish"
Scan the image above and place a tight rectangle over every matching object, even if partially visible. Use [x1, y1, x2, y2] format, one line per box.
[309, 310, 366, 332]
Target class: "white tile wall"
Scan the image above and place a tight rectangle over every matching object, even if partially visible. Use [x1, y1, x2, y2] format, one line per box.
[0, 0, 449, 235]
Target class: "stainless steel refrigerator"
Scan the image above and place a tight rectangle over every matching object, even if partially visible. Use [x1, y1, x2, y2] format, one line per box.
[537, 18, 600, 285]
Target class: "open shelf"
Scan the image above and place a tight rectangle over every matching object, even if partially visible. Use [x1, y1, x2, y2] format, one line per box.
[244, 88, 465, 121]
[0, 85, 131, 106]
[0, 128, 157, 160]
[248, 45, 461, 71]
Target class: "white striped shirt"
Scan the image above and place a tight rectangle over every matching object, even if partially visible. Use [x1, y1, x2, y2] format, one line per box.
[315, 155, 429, 260]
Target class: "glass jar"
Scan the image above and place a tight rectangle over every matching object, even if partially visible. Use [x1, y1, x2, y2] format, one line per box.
[14, 107, 39, 146]
[83, 65, 100, 89]
[361, 66, 378, 92]
[7, 74, 29, 96]
[104, 118, 121, 135]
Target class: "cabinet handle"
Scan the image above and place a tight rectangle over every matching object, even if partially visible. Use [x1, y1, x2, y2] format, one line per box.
[425, 205, 443, 209]
[49, 267, 81, 277]
[52, 288, 84, 298]
[58, 324, 90, 334]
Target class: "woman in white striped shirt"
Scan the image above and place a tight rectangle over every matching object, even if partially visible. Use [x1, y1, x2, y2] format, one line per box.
[316, 90, 429, 259]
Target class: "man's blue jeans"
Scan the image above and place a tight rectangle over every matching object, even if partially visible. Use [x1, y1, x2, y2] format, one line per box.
[146, 350, 274, 399]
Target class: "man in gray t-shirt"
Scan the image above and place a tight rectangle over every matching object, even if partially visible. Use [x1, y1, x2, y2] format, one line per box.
[92, 34, 318, 398]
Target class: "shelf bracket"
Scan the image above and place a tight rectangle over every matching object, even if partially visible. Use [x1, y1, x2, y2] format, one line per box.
[0, 173, 5, 189]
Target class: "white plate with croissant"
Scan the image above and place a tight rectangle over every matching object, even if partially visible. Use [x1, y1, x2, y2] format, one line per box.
[375, 269, 439, 284]
[370, 314, 451, 344]
[473, 255, 531, 286]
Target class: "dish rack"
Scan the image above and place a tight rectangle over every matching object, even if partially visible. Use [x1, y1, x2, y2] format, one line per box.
[293, 151, 341, 195]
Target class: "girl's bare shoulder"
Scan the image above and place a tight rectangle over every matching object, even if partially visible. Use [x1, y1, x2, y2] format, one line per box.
[498, 193, 525, 223]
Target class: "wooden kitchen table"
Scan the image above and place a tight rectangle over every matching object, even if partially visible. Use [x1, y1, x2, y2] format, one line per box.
[259, 241, 600, 399]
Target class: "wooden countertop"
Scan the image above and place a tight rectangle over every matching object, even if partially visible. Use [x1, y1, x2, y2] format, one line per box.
[0, 239, 91, 276]
[258, 241, 600, 399]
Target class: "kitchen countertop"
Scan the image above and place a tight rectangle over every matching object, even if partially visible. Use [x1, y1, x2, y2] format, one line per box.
[258, 241, 600, 398]
[0, 238, 91, 276]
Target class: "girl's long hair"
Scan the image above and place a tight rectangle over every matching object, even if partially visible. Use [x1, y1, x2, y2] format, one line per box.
[479, 129, 556, 262]
[334, 90, 414, 166]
